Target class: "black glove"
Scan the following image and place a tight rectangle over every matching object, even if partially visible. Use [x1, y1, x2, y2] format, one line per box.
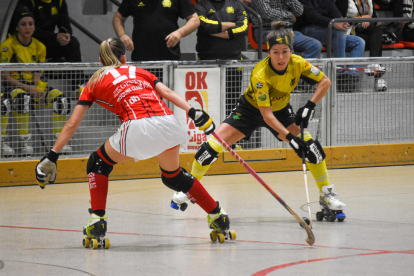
[188, 107, 215, 135]
[295, 100, 316, 128]
[286, 133, 308, 158]
[35, 149, 59, 189]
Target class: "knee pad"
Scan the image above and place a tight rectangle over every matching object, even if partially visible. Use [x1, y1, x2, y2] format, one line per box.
[11, 89, 30, 114]
[161, 167, 195, 193]
[86, 151, 113, 177]
[1, 94, 11, 116]
[306, 139, 326, 164]
[195, 142, 219, 166]
[53, 95, 71, 115]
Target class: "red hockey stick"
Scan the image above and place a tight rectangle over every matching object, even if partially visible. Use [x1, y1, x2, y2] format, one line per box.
[211, 132, 315, 246]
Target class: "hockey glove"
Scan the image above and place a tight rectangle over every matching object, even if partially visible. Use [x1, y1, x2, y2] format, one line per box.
[295, 100, 316, 128]
[286, 133, 308, 159]
[305, 139, 326, 164]
[35, 149, 59, 189]
[188, 107, 215, 135]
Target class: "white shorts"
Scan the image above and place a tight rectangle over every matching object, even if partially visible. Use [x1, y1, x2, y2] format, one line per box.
[109, 115, 190, 161]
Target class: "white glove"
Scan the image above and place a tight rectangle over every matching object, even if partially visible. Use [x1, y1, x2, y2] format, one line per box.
[35, 150, 59, 189]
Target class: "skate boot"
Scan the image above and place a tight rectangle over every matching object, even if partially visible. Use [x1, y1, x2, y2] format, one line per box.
[55, 133, 72, 154]
[1, 136, 15, 157]
[82, 211, 110, 249]
[19, 134, 33, 157]
[207, 202, 236, 243]
[170, 191, 192, 211]
[316, 184, 346, 222]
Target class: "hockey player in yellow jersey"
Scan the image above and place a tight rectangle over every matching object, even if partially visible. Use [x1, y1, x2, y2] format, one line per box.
[0, 7, 71, 157]
[170, 21, 347, 222]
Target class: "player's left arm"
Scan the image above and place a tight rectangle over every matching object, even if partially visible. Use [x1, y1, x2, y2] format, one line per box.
[166, 13, 200, 47]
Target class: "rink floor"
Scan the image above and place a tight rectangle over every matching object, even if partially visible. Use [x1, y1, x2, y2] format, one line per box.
[0, 165, 413, 276]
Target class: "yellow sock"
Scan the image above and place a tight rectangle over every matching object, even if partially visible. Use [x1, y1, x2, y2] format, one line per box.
[191, 137, 224, 181]
[52, 112, 66, 134]
[1, 115, 9, 135]
[299, 131, 330, 191]
[13, 112, 29, 135]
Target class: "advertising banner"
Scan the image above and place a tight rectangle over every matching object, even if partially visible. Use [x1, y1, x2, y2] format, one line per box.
[173, 68, 221, 152]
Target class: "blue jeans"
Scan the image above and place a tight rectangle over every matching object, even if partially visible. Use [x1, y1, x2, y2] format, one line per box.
[301, 25, 365, 58]
[253, 28, 322, 59]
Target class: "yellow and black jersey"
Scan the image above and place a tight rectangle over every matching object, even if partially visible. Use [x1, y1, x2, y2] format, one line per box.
[0, 35, 46, 82]
[244, 54, 324, 112]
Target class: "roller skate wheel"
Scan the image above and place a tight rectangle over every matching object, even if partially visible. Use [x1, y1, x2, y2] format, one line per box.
[217, 233, 225, 243]
[83, 237, 91, 248]
[327, 215, 336, 222]
[229, 230, 236, 240]
[210, 231, 218, 242]
[170, 202, 179, 210]
[337, 212, 346, 222]
[91, 238, 99, 249]
[103, 238, 110, 249]
[179, 202, 188, 211]
[316, 211, 324, 221]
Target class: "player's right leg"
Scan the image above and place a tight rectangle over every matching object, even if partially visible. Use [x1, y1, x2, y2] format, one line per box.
[170, 123, 245, 211]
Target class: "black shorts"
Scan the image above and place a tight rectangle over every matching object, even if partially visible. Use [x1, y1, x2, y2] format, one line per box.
[223, 95, 296, 141]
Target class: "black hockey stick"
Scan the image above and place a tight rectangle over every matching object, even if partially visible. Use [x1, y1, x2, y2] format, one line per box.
[32, 110, 49, 153]
[211, 132, 315, 246]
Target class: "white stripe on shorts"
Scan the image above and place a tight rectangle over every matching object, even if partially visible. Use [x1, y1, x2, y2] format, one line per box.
[109, 115, 190, 161]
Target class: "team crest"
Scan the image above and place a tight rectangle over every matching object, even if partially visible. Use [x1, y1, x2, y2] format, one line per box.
[162, 0, 172, 7]
[138, 2, 145, 6]
[255, 82, 263, 89]
[51, 7, 58, 15]
[2, 47, 8, 52]
[310, 66, 320, 76]
[227, 6, 234, 13]
[257, 91, 267, 102]
[290, 77, 296, 86]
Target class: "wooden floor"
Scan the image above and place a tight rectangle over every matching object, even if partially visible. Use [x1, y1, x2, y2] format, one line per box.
[1, 165, 413, 276]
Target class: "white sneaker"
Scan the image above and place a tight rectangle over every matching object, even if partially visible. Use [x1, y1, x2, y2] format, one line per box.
[320, 184, 346, 211]
[19, 134, 33, 156]
[55, 133, 72, 154]
[170, 191, 191, 211]
[1, 137, 15, 157]
[374, 78, 387, 92]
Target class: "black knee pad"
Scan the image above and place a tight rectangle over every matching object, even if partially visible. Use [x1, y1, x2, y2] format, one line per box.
[161, 167, 195, 193]
[86, 151, 113, 177]
[11, 89, 31, 114]
[195, 142, 219, 166]
[306, 139, 326, 164]
[53, 95, 71, 115]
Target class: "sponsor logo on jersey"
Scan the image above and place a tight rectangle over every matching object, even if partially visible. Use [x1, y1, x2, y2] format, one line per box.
[255, 82, 263, 89]
[51, 7, 58, 15]
[1, 57, 8, 63]
[32, 55, 36, 62]
[2, 47, 8, 52]
[257, 91, 267, 102]
[209, 9, 215, 13]
[232, 114, 240, 120]
[162, 0, 172, 8]
[227, 6, 234, 13]
[290, 77, 296, 86]
[311, 66, 320, 76]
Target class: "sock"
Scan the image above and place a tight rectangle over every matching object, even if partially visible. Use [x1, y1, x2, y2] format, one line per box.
[88, 146, 116, 212]
[1, 115, 9, 135]
[13, 112, 29, 135]
[186, 177, 218, 213]
[299, 131, 330, 191]
[191, 137, 224, 181]
[52, 112, 66, 134]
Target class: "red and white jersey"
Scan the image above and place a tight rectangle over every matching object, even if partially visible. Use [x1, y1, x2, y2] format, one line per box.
[78, 65, 173, 122]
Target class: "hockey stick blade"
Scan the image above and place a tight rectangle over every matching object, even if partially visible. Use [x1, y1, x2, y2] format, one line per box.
[211, 132, 315, 246]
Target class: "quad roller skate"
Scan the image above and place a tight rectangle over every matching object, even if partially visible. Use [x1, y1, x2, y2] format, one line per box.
[208, 203, 236, 243]
[82, 210, 110, 249]
[170, 191, 194, 211]
[316, 184, 346, 222]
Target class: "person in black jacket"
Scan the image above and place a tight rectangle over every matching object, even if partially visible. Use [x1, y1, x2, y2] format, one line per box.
[195, 0, 248, 113]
